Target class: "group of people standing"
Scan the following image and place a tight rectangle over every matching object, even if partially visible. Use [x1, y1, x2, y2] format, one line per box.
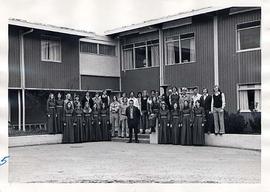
[46, 85, 226, 145]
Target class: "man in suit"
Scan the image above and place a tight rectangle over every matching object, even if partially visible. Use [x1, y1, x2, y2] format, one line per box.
[126, 99, 141, 143]
[200, 88, 213, 134]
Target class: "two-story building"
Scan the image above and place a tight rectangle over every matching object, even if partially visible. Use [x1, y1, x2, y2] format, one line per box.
[8, 6, 261, 131]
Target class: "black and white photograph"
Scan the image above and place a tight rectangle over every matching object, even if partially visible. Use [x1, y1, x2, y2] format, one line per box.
[1, 0, 269, 191]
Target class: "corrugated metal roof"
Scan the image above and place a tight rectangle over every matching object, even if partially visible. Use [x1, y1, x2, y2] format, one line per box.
[104, 6, 231, 35]
[9, 18, 95, 37]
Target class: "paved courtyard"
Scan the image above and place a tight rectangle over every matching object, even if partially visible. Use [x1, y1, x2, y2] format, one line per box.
[9, 142, 260, 183]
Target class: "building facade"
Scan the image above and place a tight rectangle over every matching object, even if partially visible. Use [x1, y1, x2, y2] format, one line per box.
[8, 6, 261, 129]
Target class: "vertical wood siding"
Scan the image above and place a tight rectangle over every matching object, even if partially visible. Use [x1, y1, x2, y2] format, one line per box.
[120, 32, 160, 94]
[164, 16, 215, 93]
[81, 75, 120, 91]
[218, 10, 261, 112]
[24, 30, 80, 89]
[8, 26, 21, 88]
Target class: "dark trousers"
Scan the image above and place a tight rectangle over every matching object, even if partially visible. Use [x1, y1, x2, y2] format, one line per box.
[141, 110, 148, 132]
[128, 119, 139, 142]
[205, 110, 213, 133]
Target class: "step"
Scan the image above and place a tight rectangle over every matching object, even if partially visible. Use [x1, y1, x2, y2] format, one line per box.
[111, 137, 150, 144]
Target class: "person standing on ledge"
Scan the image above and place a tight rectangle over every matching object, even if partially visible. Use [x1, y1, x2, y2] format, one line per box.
[125, 99, 141, 143]
[211, 85, 226, 135]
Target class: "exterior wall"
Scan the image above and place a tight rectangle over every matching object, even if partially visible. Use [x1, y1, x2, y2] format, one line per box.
[23, 30, 80, 89]
[218, 10, 261, 112]
[120, 31, 160, 94]
[81, 75, 120, 91]
[8, 26, 21, 88]
[163, 15, 215, 93]
[80, 52, 119, 77]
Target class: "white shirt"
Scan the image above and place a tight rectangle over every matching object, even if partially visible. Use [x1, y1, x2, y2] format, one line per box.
[128, 97, 139, 109]
[192, 93, 202, 107]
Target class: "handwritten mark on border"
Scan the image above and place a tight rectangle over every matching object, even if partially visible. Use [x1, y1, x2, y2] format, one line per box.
[0, 156, 9, 166]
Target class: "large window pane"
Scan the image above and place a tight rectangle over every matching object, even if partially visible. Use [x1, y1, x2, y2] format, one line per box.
[166, 41, 179, 65]
[123, 49, 134, 70]
[238, 27, 260, 50]
[80, 42, 98, 54]
[99, 44, 116, 56]
[135, 47, 146, 68]
[41, 37, 61, 62]
[181, 37, 195, 63]
[148, 45, 159, 67]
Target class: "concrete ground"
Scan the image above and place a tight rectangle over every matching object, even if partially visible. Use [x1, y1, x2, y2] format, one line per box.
[8, 142, 260, 183]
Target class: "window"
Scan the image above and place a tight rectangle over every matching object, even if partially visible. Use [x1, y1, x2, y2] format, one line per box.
[135, 46, 146, 68]
[148, 44, 159, 67]
[238, 84, 261, 112]
[237, 21, 260, 51]
[80, 42, 98, 54]
[99, 44, 116, 56]
[180, 34, 195, 63]
[165, 33, 195, 65]
[123, 47, 134, 70]
[122, 40, 159, 70]
[41, 36, 61, 62]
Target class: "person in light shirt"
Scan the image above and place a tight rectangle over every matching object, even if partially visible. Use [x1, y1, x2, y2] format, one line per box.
[191, 87, 202, 108]
[109, 96, 120, 137]
[128, 91, 139, 109]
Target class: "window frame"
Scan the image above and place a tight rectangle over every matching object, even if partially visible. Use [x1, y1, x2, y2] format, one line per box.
[236, 20, 261, 53]
[40, 35, 62, 63]
[80, 41, 117, 57]
[165, 32, 196, 65]
[121, 39, 160, 71]
[237, 83, 261, 112]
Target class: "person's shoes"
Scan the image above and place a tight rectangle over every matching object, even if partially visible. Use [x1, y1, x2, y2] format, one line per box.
[127, 140, 132, 143]
[207, 131, 211, 134]
[214, 133, 218, 135]
[135, 140, 139, 143]
[219, 133, 223, 135]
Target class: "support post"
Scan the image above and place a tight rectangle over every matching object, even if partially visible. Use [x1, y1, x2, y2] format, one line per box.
[159, 29, 165, 94]
[213, 16, 219, 86]
[18, 90, 21, 131]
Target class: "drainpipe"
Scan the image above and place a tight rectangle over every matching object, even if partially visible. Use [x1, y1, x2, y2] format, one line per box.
[159, 28, 165, 94]
[20, 28, 33, 131]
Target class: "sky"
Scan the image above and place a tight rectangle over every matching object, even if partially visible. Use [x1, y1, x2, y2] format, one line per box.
[0, 0, 262, 35]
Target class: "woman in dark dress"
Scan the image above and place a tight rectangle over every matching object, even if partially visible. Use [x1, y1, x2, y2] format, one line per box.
[83, 101, 92, 142]
[100, 102, 111, 141]
[192, 100, 206, 145]
[100, 90, 110, 108]
[171, 102, 182, 145]
[73, 102, 84, 143]
[158, 102, 171, 144]
[92, 103, 101, 141]
[62, 101, 75, 143]
[55, 92, 64, 133]
[181, 100, 193, 145]
[148, 96, 160, 133]
[47, 93, 57, 134]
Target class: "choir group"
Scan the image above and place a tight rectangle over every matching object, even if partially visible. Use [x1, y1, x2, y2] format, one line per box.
[46, 85, 226, 145]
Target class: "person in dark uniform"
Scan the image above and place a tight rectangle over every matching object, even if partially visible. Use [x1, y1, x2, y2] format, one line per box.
[148, 96, 160, 133]
[82, 91, 94, 109]
[62, 101, 75, 143]
[141, 90, 148, 134]
[125, 99, 141, 143]
[74, 94, 81, 109]
[100, 102, 111, 141]
[200, 88, 213, 134]
[158, 102, 171, 144]
[100, 90, 110, 108]
[171, 102, 182, 145]
[47, 93, 57, 134]
[55, 92, 64, 133]
[170, 87, 180, 109]
[73, 102, 84, 143]
[64, 93, 74, 110]
[181, 100, 193, 145]
[192, 100, 206, 145]
[92, 103, 101, 141]
[83, 101, 92, 142]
